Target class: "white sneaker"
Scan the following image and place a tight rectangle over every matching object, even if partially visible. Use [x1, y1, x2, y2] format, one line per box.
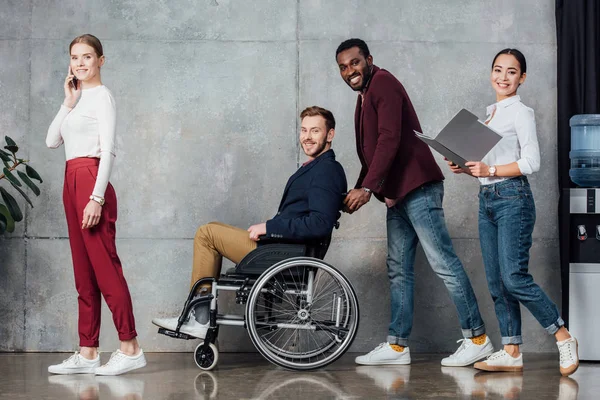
[441, 337, 494, 367]
[95, 350, 147, 376]
[474, 349, 523, 372]
[48, 352, 100, 374]
[152, 308, 209, 338]
[355, 343, 411, 366]
[558, 337, 579, 376]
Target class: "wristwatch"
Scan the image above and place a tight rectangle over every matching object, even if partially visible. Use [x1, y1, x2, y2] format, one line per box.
[362, 187, 372, 194]
[89, 195, 105, 206]
[488, 166, 497, 177]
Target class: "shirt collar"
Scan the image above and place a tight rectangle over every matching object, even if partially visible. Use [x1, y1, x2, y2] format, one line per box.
[486, 95, 521, 115]
[360, 65, 378, 96]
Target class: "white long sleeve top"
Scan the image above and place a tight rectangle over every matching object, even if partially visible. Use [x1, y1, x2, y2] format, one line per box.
[479, 95, 541, 185]
[46, 85, 116, 197]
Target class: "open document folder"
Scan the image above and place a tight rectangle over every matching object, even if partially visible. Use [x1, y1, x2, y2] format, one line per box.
[414, 109, 502, 169]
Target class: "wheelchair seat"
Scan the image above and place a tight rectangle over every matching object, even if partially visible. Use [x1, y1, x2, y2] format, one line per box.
[225, 235, 332, 277]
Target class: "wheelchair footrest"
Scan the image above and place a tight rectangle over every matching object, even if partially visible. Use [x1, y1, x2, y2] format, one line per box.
[157, 327, 195, 340]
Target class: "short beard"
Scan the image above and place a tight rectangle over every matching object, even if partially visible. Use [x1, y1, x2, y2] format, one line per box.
[303, 140, 328, 157]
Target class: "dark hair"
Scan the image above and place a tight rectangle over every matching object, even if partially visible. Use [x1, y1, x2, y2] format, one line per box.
[336, 38, 370, 59]
[300, 106, 336, 132]
[491, 48, 526, 74]
[70, 34, 104, 57]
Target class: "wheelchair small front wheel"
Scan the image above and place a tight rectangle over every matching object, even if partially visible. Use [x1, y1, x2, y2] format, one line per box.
[194, 341, 219, 371]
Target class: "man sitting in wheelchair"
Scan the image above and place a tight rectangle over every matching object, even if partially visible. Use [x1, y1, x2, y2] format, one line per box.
[152, 106, 347, 339]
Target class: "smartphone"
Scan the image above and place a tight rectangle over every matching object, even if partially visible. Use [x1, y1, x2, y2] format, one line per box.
[71, 76, 78, 90]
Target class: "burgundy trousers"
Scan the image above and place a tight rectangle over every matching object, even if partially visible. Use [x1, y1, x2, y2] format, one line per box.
[63, 157, 137, 347]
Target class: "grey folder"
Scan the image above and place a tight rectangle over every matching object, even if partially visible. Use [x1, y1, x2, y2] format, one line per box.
[414, 109, 502, 169]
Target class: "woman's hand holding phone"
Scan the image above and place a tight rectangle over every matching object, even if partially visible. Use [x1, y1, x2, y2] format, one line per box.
[63, 66, 81, 108]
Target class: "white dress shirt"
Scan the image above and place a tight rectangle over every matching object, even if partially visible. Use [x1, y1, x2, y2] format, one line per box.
[46, 85, 116, 197]
[479, 95, 540, 185]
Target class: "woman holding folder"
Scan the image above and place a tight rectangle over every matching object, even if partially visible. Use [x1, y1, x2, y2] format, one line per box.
[447, 48, 579, 376]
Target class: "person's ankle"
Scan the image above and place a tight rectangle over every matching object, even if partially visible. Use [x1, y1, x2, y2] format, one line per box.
[80, 347, 98, 360]
[555, 327, 572, 342]
[120, 339, 140, 356]
[503, 345, 520, 358]
[470, 333, 487, 345]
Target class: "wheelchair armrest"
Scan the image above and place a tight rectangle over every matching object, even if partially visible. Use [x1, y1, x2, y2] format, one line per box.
[256, 235, 307, 246]
[235, 242, 307, 276]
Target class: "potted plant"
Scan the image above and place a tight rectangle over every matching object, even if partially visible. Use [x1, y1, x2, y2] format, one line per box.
[0, 136, 43, 234]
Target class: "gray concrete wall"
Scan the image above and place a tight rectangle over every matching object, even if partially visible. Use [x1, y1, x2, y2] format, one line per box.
[0, 0, 559, 353]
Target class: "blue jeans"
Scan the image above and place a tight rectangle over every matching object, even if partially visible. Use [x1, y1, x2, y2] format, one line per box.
[479, 176, 563, 345]
[386, 181, 485, 346]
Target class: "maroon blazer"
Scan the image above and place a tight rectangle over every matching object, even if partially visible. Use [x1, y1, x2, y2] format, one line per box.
[354, 65, 444, 202]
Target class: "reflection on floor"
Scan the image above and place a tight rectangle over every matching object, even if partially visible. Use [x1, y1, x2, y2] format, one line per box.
[0, 352, 598, 399]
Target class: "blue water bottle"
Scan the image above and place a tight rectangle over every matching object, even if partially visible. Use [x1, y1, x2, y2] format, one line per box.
[569, 114, 600, 187]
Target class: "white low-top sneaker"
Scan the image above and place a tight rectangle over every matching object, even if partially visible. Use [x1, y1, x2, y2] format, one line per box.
[355, 343, 411, 366]
[152, 309, 208, 339]
[441, 337, 494, 367]
[474, 349, 523, 372]
[95, 350, 147, 376]
[557, 337, 579, 376]
[48, 352, 100, 375]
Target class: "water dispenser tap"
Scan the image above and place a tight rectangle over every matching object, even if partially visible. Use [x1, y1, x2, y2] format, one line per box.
[577, 225, 588, 241]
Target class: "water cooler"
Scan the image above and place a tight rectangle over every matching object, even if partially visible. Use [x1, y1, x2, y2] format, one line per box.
[563, 115, 600, 360]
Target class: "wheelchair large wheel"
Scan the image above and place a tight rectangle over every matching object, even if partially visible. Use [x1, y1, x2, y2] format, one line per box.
[246, 257, 359, 370]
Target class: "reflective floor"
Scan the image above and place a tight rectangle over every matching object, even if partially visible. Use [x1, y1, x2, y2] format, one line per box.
[0, 352, 598, 399]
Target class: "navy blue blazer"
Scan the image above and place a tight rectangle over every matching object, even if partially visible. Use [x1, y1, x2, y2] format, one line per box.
[265, 149, 347, 240]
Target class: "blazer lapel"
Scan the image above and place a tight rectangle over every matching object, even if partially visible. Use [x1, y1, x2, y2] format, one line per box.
[277, 150, 333, 211]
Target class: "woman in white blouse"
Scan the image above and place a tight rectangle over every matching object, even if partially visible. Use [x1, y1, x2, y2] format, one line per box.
[46, 34, 146, 376]
[447, 48, 579, 376]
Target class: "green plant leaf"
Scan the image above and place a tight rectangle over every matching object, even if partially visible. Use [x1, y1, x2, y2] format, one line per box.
[4, 145, 18, 153]
[5, 136, 16, 147]
[8, 182, 33, 208]
[0, 187, 23, 222]
[26, 165, 43, 183]
[0, 151, 10, 163]
[2, 159, 9, 169]
[2, 167, 21, 186]
[17, 170, 40, 196]
[0, 216, 6, 234]
[0, 203, 15, 233]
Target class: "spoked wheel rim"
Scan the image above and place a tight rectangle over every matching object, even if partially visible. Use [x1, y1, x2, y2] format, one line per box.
[246, 257, 359, 370]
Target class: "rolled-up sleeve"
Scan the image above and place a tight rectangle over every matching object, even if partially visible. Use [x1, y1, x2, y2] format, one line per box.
[515, 107, 540, 175]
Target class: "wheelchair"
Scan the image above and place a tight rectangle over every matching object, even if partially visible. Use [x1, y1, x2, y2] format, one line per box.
[157, 233, 360, 371]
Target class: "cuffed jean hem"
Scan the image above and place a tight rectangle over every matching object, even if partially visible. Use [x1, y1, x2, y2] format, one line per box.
[544, 317, 565, 335]
[462, 324, 486, 339]
[501, 335, 523, 345]
[387, 335, 409, 347]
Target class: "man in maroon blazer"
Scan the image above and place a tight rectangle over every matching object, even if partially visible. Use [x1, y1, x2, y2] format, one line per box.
[336, 38, 492, 367]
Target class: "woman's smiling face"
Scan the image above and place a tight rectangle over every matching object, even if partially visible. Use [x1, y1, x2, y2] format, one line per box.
[490, 53, 526, 101]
